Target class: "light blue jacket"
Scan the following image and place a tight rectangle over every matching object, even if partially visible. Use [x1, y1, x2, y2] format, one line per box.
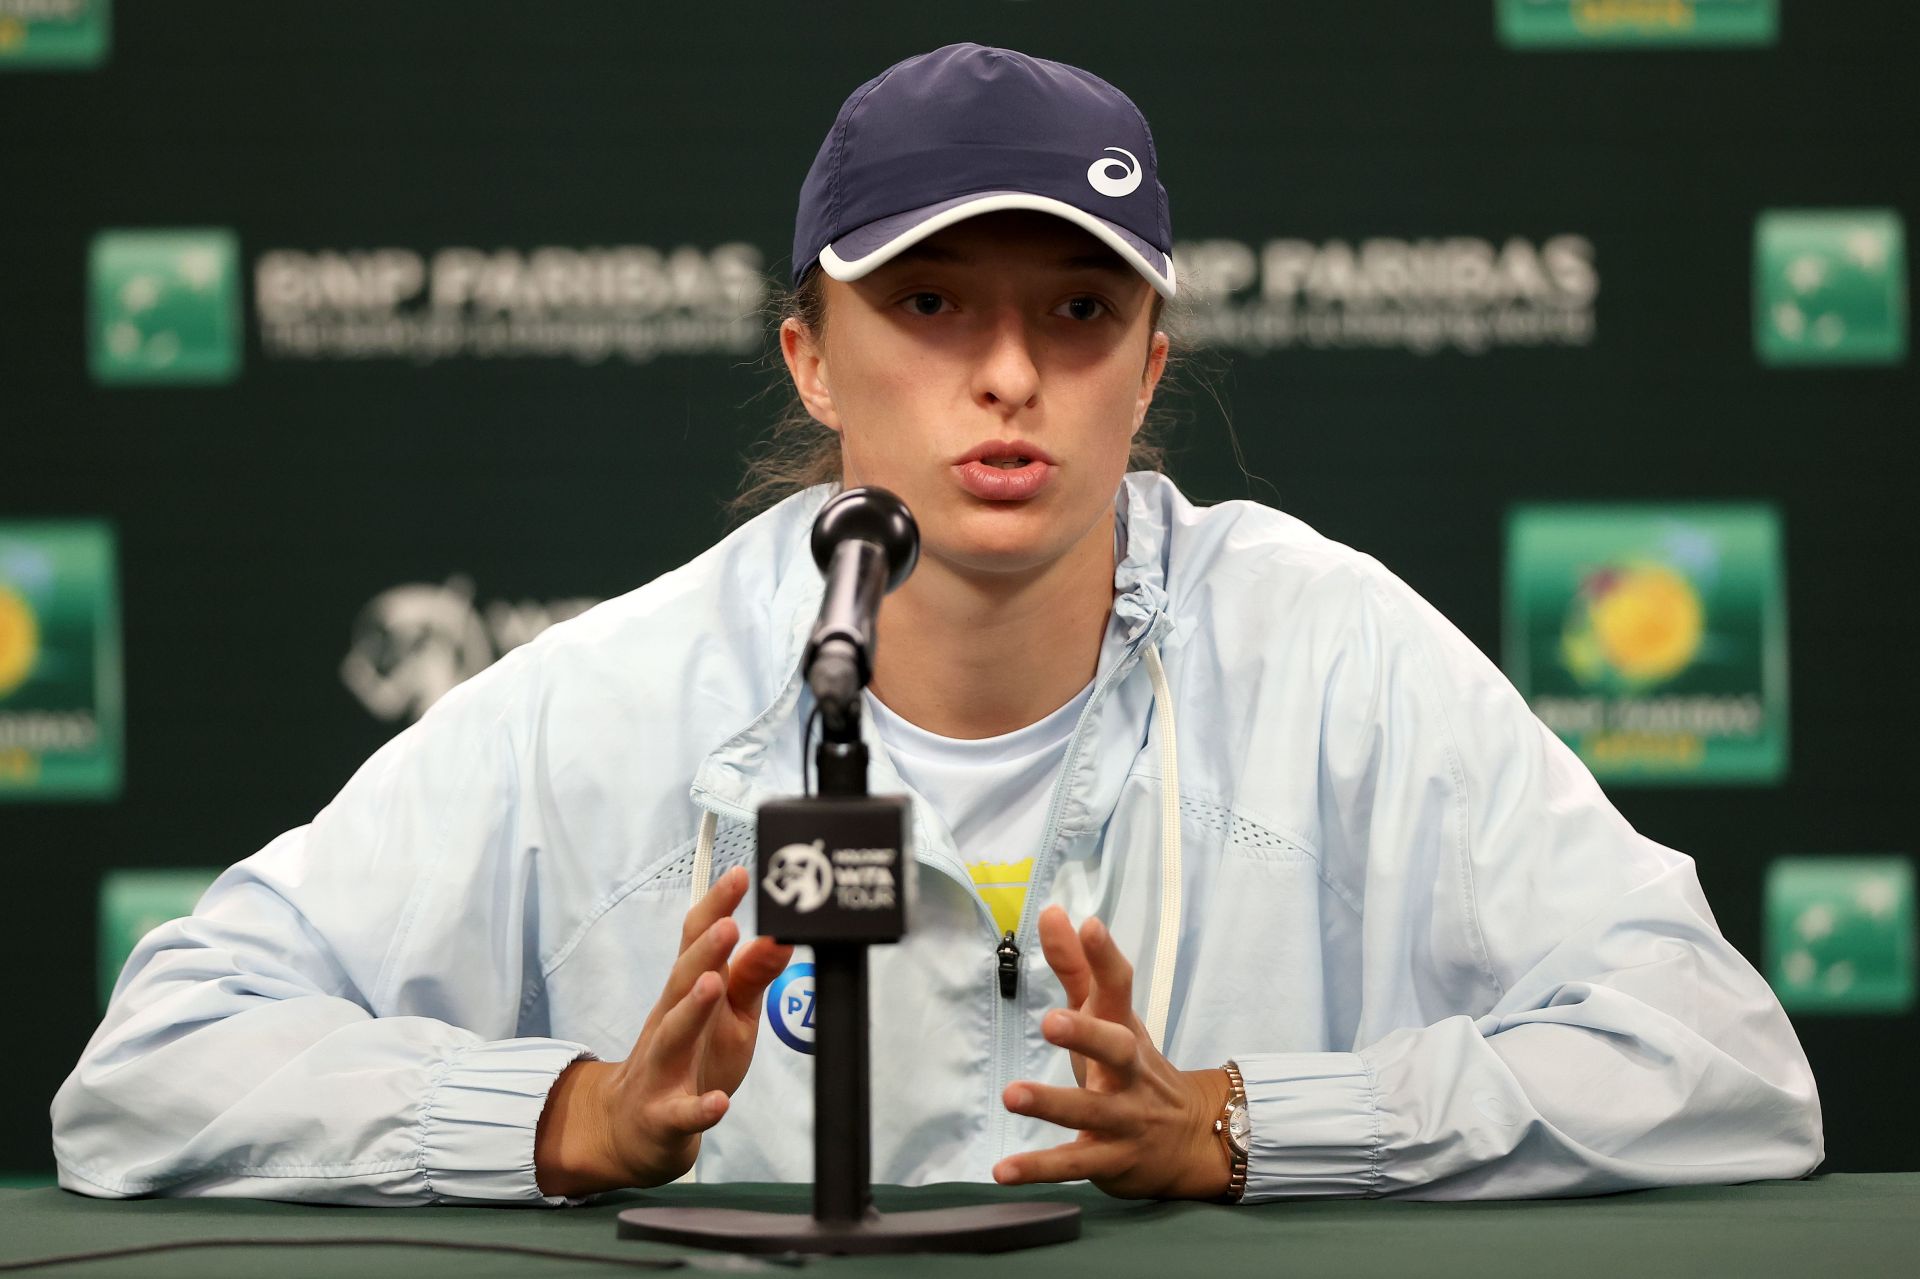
[51, 473, 1823, 1206]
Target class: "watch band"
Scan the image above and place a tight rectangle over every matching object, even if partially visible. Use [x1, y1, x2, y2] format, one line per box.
[1215, 1058, 1249, 1203]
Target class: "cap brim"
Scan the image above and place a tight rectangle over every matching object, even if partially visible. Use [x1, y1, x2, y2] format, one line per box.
[818, 191, 1176, 299]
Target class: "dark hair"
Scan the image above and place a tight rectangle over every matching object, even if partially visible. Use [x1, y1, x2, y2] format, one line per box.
[729, 265, 1193, 522]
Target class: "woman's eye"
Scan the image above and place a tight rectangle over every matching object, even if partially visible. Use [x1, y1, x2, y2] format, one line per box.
[903, 292, 950, 316]
[1057, 296, 1109, 321]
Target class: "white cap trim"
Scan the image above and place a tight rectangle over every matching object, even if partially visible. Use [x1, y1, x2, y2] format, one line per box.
[817, 192, 1176, 298]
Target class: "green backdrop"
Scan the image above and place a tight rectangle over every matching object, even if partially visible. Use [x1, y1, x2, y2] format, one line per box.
[1, 1, 1915, 1180]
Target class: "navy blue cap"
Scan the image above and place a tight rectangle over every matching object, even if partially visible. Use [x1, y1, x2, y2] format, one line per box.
[792, 43, 1175, 298]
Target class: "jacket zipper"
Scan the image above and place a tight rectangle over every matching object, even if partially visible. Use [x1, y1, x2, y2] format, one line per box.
[989, 626, 1158, 1162]
[996, 931, 1020, 998]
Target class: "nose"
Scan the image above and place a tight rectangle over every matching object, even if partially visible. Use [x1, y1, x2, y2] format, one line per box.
[971, 304, 1040, 416]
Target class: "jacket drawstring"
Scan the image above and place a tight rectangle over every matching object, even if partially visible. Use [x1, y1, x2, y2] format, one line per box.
[691, 810, 717, 900]
[687, 638, 1183, 1055]
[1139, 641, 1181, 1055]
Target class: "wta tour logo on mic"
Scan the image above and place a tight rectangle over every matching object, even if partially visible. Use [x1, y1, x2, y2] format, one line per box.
[758, 820, 907, 937]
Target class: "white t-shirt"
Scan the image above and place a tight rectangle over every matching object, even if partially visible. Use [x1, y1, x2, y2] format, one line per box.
[865, 677, 1093, 938]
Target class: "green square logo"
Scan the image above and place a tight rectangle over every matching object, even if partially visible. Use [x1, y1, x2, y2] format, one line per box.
[1504, 505, 1787, 783]
[88, 228, 242, 385]
[1497, 0, 1778, 46]
[97, 868, 224, 1009]
[1766, 857, 1914, 1014]
[0, 0, 109, 68]
[1754, 209, 1908, 366]
[0, 521, 122, 800]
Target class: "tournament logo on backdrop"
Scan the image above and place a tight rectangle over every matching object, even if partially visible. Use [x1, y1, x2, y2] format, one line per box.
[88, 229, 242, 385]
[96, 867, 222, 1009]
[1504, 505, 1786, 783]
[340, 576, 599, 723]
[1766, 857, 1914, 1014]
[0, 521, 121, 799]
[254, 243, 766, 365]
[1754, 209, 1908, 367]
[1177, 234, 1596, 355]
[0, 0, 108, 68]
[1497, 0, 1778, 47]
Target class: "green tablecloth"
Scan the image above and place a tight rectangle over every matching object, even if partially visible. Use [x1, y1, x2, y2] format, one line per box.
[3, 1176, 1915, 1277]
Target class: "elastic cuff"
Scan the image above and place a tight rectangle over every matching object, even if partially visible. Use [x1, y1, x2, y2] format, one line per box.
[1236, 1051, 1383, 1200]
[419, 1037, 599, 1206]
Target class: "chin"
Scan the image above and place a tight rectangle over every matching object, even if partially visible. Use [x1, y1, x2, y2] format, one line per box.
[926, 497, 1093, 576]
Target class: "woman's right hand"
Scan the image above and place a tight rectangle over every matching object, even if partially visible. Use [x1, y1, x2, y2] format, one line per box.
[535, 864, 793, 1195]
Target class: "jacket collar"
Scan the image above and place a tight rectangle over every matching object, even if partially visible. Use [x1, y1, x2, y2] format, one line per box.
[690, 473, 1176, 820]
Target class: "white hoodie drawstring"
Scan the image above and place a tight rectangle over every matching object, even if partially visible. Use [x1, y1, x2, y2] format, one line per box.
[1139, 640, 1182, 1055]
[691, 810, 717, 900]
[687, 638, 1183, 1054]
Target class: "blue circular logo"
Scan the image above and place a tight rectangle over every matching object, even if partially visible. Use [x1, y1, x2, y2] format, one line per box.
[766, 961, 816, 1055]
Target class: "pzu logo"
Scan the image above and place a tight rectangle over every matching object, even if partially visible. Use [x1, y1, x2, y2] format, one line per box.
[766, 961, 816, 1054]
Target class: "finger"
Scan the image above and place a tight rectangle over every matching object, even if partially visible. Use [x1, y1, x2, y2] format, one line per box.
[1003, 1081, 1137, 1136]
[993, 1138, 1129, 1187]
[679, 864, 751, 951]
[647, 969, 725, 1083]
[1042, 1008, 1138, 1078]
[651, 1088, 730, 1138]
[725, 936, 796, 1019]
[1038, 906, 1092, 1011]
[658, 914, 741, 1012]
[1079, 916, 1136, 1026]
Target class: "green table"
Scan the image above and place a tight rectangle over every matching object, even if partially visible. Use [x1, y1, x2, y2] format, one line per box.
[3, 1177, 1915, 1277]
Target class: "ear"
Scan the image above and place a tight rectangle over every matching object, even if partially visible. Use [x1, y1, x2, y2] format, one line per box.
[1132, 327, 1170, 436]
[780, 315, 843, 434]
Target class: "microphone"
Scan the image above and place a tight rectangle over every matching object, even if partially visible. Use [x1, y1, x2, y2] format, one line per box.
[802, 487, 918, 731]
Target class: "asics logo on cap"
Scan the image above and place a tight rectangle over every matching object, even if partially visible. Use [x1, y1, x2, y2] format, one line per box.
[1086, 147, 1142, 198]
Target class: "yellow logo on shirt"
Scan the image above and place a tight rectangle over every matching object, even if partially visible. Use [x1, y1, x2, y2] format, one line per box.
[967, 857, 1035, 937]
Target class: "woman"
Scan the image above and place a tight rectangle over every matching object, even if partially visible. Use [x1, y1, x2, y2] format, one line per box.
[53, 43, 1821, 1207]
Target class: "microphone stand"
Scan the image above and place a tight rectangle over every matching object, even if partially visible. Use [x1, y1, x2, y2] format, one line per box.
[616, 688, 1082, 1255]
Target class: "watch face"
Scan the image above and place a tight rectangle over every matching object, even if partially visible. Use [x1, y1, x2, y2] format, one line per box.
[1227, 1100, 1250, 1153]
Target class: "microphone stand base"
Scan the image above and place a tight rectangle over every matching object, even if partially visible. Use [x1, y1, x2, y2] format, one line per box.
[616, 1201, 1080, 1255]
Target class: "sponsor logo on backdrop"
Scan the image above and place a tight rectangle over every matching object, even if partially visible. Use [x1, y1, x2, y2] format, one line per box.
[340, 576, 599, 723]
[1497, 0, 1778, 47]
[255, 243, 766, 364]
[1177, 234, 1596, 355]
[88, 229, 242, 385]
[0, 522, 121, 800]
[1754, 209, 1908, 367]
[97, 868, 222, 1009]
[1504, 505, 1786, 783]
[1766, 857, 1915, 1014]
[0, 0, 108, 68]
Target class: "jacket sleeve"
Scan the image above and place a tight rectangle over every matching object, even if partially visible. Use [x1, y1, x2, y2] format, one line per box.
[50, 647, 600, 1206]
[1233, 562, 1823, 1201]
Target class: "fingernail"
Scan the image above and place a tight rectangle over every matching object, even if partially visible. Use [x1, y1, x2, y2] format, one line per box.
[1007, 1086, 1030, 1109]
[993, 1161, 1013, 1184]
[1044, 1011, 1070, 1040]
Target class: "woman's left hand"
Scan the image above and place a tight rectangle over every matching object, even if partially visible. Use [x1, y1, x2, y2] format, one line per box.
[992, 905, 1233, 1200]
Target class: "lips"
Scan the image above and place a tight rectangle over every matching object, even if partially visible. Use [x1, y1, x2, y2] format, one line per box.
[952, 439, 1056, 502]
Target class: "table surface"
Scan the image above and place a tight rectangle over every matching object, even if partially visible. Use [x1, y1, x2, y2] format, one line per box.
[4, 1175, 1917, 1278]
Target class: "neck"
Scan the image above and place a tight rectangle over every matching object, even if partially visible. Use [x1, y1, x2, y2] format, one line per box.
[866, 509, 1116, 739]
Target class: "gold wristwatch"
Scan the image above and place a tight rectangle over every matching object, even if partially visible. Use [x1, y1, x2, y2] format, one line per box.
[1213, 1059, 1249, 1203]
